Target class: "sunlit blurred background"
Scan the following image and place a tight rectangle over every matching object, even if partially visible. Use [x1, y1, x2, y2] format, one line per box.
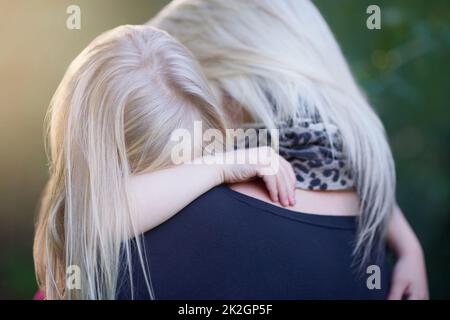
[0, 0, 448, 299]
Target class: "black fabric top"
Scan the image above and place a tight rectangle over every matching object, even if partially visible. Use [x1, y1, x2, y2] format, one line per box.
[117, 185, 390, 300]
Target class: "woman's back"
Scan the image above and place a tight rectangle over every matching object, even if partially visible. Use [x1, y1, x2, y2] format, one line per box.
[117, 184, 390, 299]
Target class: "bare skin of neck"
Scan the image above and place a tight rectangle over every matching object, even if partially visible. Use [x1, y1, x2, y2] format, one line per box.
[230, 179, 360, 216]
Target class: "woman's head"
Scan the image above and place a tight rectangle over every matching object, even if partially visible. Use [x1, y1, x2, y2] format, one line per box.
[151, 0, 396, 265]
[34, 25, 224, 299]
[151, 0, 366, 126]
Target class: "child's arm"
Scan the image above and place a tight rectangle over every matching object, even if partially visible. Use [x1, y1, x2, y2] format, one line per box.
[387, 205, 429, 300]
[129, 147, 296, 235]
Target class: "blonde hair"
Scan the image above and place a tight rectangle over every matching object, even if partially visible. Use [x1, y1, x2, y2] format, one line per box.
[151, 0, 396, 265]
[34, 25, 225, 299]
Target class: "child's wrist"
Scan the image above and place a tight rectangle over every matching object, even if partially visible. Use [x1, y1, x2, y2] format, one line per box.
[197, 155, 225, 186]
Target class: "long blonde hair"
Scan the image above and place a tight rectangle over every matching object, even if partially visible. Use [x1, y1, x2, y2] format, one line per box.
[34, 25, 225, 299]
[151, 0, 396, 265]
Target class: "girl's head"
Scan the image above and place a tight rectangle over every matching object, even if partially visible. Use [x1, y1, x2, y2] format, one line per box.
[151, 0, 396, 265]
[34, 25, 224, 299]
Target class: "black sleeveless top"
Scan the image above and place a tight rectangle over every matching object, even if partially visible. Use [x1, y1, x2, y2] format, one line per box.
[117, 185, 390, 299]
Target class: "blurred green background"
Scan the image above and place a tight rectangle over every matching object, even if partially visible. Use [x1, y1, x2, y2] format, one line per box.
[0, 0, 448, 299]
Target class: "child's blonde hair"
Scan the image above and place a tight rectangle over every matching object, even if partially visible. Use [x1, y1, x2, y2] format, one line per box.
[34, 25, 225, 299]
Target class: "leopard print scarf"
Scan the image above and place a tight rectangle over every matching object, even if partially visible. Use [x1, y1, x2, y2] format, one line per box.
[240, 120, 355, 191]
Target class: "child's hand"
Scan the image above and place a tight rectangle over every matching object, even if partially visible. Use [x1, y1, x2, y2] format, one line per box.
[386, 205, 429, 300]
[211, 147, 297, 207]
[388, 247, 429, 300]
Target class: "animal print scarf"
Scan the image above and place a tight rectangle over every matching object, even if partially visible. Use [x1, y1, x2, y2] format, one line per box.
[239, 119, 355, 191]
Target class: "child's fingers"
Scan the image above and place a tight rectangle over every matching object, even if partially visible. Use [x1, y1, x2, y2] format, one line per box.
[282, 158, 297, 190]
[280, 164, 295, 206]
[261, 174, 279, 203]
[388, 280, 408, 300]
[276, 172, 290, 207]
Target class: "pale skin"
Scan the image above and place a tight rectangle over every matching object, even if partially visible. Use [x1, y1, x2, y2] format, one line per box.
[387, 205, 429, 299]
[130, 148, 429, 300]
[129, 147, 297, 233]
